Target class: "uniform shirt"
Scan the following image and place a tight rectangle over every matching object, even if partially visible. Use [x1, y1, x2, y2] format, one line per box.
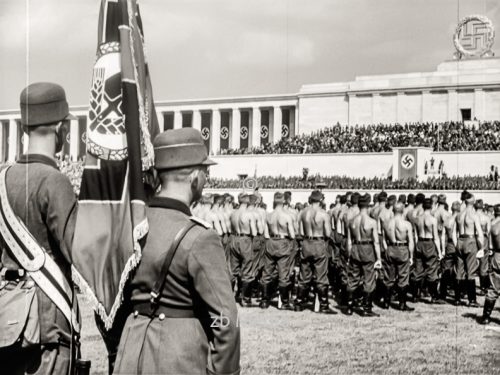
[128, 196, 240, 375]
[1, 154, 77, 345]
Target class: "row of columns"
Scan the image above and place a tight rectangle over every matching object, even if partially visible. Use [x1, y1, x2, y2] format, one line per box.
[160, 106, 297, 154]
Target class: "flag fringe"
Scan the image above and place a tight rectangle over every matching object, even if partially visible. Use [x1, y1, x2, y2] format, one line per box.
[72, 217, 148, 330]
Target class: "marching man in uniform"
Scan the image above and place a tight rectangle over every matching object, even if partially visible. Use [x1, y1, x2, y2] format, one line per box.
[455, 192, 484, 307]
[480, 204, 500, 324]
[380, 203, 415, 311]
[295, 191, 332, 313]
[0, 83, 80, 374]
[113, 128, 240, 375]
[346, 194, 382, 317]
[260, 192, 296, 309]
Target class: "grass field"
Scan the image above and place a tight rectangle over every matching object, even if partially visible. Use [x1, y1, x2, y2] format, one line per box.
[80, 295, 500, 375]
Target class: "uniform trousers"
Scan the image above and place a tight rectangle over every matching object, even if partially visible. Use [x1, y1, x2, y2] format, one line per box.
[413, 240, 440, 283]
[298, 239, 329, 289]
[456, 237, 479, 280]
[486, 253, 500, 302]
[229, 236, 255, 283]
[347, 243, 377, 294]
[383, 245, 411, 289]
[261, 238, 295, 288]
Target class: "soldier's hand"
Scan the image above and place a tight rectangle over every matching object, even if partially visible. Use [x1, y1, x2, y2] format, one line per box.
[409, 257, 413, 266]
[374, 260, 382, 270]
[476, 249, 484, 259]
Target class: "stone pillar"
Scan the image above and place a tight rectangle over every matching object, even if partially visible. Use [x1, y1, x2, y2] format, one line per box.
[293, 105, 298, 135]
[421, 90, 432, 122]
[230, 108, 240, 150]
[70, 119, 79, 161]
[448, 89, 459, 122]
[173, 110, 182, 129]
[474, 88, 485, 121]
[251, 107, 261, 148]
[192, 109, 202, 131]
[396, 92, 405, 123]
[272, 105, 282, 142]
[211, 109, 221, 154]
[8, 119, 17, 162]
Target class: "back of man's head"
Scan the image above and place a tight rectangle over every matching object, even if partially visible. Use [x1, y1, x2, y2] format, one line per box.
[416, 193, 425, 205]
[394, 202, 404, 214]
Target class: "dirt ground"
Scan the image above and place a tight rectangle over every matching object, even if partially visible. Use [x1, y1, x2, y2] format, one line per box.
[80, 294, 500, 375]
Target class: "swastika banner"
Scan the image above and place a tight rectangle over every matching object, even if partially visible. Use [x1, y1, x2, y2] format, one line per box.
[398, 148, 417, 180]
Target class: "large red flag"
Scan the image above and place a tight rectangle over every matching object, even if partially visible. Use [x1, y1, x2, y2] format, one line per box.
[72, 0, 159, 330]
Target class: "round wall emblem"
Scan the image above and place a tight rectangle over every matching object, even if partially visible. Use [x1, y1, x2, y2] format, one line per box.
[81, 131, 87, 144]
[243, 177, 257, 190]
[454, 15, 495, 58]
[66, 133, 71, 144]
[201, 127, 210, 140]
[220, 126, 229, 140]
[240, 126, 249, 140]
[400, 153, 415, 170]
[260, 125, 269, 139]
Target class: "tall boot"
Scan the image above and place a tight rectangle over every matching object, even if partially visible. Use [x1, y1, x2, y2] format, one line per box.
[479, 275, 491, 296]
[430, 281, 446, 304]
[259, 283, 270, 309]
[439, 273, 449, 300]
[293, 286, 307, 312]
[279, 286, 293, 310]
[398, 287, 414, 311]
[453, 279, 464, 306]
[381, 285, 392, 309]
[241, 281, 253, 307]
[467, 279, 479, 308]
[362, 292, 380, 317]
[411, 280, 422, 303]
[318, 286, 335, 314]
[233, 278, 242, 303]
[345, 291, 354, 316]
[339, 284, 348, 307]
[479, 298, 497, 325]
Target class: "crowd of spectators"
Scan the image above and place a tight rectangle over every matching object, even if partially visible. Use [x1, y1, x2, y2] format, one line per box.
[206, 175, 500, 191]
[220, 121, 500, 155]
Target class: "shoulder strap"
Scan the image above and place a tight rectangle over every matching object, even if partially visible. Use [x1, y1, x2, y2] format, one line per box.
[0, 167, 80, 332]
[150, 221, 197, 309]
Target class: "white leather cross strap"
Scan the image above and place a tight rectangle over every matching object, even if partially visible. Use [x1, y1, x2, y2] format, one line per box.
[0, 167, 79, 332]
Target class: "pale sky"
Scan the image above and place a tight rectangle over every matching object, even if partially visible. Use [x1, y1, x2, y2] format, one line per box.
[1, 0, 499, 110]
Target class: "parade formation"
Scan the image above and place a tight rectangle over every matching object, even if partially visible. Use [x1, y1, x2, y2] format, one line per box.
[1, 1, 500, 374]
[193, 188, 500, 323]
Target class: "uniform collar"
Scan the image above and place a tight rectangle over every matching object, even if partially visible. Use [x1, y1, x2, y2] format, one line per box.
[17, 154, 58, 170]
[149, 196, 192, 216]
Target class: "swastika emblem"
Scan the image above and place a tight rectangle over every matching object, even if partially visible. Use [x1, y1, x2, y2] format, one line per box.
[281, 124, 289, 138]
[201, 127, 210, 140]
[401, 154, 415, 170]
[454, 15, 495, 58]
[220, 126, 229, 140]
[81, 132, 87, 144]
[240, 126, 249, 140]
[260, 125, 269, 139]
[66, 133, 71, 144]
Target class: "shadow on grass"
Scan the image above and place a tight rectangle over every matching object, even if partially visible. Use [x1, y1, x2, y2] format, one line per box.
[462, 312, 500, 326]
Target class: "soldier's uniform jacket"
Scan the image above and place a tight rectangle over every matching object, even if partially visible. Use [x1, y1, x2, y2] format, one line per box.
[114, 196, 241, 375]
[0, 154, 77, 345]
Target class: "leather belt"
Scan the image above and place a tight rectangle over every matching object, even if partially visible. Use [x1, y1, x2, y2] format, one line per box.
[234, 233, 252, 237]
[459, 234, 475, 239]
[270, 235, 290, 239]
[418, 238, 433, 242]
[133, 303, 195, 319]
[304, 236, 326, 240]
[353, 240, 373, 245]
[389, 241, 408, 246]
